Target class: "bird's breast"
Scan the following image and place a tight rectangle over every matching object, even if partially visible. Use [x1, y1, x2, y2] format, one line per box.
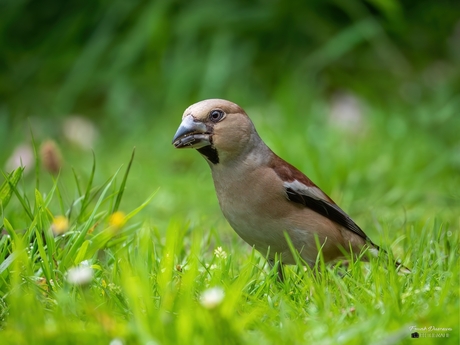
[209, 163, 348, 264]
[211, 165, 292, 251]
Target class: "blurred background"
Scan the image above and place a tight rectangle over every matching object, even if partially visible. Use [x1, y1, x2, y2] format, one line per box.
[1, 0, 459, 236]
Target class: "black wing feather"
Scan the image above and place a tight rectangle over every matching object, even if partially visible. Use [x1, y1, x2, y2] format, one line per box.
[285, 187, 370, 241]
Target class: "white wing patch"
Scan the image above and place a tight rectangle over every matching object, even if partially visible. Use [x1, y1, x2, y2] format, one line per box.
[283, 180, 328, 201]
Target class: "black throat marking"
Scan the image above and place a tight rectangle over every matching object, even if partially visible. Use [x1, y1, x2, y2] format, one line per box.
[197, 146, 219, 164]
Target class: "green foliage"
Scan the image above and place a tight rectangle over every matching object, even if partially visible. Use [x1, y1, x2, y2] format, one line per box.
[1, 0, 459, 128]
[0, 168, 24, 215]
[0, 119, 459, 343]
[0, 1, 459, 343]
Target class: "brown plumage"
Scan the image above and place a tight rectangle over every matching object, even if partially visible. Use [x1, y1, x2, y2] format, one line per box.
[172, 99, 409, 275]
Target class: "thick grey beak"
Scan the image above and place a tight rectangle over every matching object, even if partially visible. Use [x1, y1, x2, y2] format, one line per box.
[172, 115, 212, 149]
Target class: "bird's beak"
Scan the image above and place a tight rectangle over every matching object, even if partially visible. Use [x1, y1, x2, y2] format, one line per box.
[172, 115, 212, 149]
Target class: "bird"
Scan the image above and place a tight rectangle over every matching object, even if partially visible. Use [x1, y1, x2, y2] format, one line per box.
[172, 99, 410, 278]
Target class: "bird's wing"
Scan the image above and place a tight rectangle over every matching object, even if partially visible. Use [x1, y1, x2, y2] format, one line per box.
[270, 155, 370, 241]
[283, 180, 369, 241]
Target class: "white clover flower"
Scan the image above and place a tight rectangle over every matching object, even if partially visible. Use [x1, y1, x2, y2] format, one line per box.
[5, 144, 34, 173]
[66, 264, 94, 286]
[328, 92, 365, 133]
[200, 287, 225, 309]
[62, 116, 98, 150]
[214, 246, 227, 259]
[80, 260, 91, 267]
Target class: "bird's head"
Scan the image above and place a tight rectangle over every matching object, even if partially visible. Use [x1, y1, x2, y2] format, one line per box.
[172, 99, 259, 164]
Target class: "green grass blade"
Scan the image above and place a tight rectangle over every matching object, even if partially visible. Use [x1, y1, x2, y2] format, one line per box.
[0, 168, 32, 221]
[60, 167, 121, 269]
[34, 228, 52, 282]
[124, 189, 158, 222]
[112, 147, 135, 213]
[74, 240, 90, 265]
[71, 166, 83, 197]
[0, 167, 24, 211]
[2, 218, 19, 244]
[84, 190, 157, 260]
[0, 250, 21, 277]
[28, 121, 40, 192]
[80, 150, 96, 218]
[35, 190, 56, 271]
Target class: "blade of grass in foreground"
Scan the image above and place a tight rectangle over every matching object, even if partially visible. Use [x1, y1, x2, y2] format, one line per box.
[60, 167, 121, 269]
[29, 123, 40, 192]
[82, 189, 158, 261]
[0, 168, 29, 224]
[0, 168, 24, 210]
[112, 147, 136, 214]
[79, 151, 96, 219]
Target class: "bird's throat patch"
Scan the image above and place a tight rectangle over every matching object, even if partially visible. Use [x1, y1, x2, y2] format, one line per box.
[197, 146, 219, 164]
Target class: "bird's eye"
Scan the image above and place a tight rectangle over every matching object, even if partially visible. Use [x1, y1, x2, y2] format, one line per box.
[209, 109, 225, 122]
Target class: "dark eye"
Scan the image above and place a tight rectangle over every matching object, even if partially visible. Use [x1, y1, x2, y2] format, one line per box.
[209, 109, 225, 122]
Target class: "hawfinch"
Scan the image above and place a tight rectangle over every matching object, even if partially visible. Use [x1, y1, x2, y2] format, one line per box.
[172, 99, 409, 276]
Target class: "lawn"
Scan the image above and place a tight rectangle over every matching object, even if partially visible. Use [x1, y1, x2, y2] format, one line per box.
[1, 1, 459, 343]
[0, 92, 458, 344]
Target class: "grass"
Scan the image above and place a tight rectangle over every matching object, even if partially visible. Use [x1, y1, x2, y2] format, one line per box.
[0, 94, 458, 345]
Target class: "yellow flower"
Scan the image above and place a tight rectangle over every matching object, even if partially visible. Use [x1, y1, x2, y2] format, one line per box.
[52, 215, 69, 235]
[109, 211, 126, 229]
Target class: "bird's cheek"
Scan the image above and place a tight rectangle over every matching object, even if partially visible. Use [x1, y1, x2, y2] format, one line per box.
[212, 129, 244, 153]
